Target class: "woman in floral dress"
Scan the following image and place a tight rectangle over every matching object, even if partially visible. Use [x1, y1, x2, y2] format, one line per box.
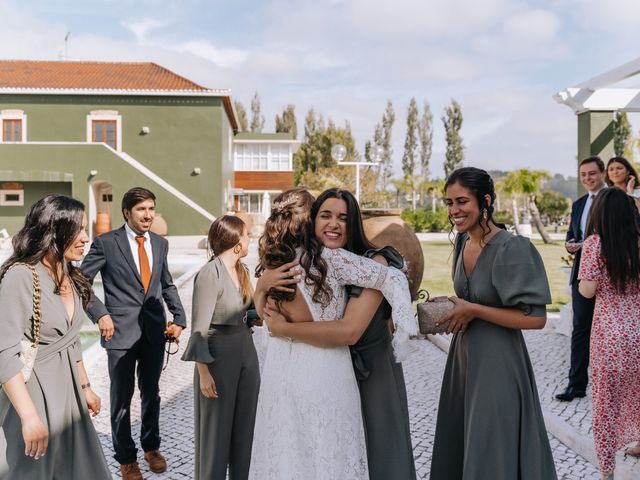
[578, 187, 640, 479]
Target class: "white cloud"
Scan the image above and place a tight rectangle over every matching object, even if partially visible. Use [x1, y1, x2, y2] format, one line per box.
[172, 40, 249, 69]
[120, 17, 168, 44]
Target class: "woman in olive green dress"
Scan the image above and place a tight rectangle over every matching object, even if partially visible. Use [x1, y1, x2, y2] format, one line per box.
[430, 167, 557, 480]
[0, 195, 111, 480]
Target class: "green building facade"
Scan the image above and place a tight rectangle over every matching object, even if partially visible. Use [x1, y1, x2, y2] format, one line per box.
[0, 61, 238, 236]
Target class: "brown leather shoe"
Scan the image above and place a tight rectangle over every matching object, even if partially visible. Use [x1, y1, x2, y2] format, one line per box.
[144, 450, 167, 473]
[120, 462, 144, 480]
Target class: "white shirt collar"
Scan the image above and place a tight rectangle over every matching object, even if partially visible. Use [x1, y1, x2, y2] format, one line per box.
[124, 223, 150, 241]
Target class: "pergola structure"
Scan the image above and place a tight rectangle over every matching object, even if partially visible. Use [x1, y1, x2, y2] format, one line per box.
[554, 57, 640, 192]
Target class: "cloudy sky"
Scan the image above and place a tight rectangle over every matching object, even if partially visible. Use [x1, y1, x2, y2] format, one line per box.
[2, 0, 640, 178]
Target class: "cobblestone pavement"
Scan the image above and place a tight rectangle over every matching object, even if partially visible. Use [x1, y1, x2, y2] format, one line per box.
[84, 268, 610, 479]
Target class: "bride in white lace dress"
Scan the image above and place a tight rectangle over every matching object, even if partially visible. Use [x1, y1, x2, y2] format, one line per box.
[249, 189, 416, 480]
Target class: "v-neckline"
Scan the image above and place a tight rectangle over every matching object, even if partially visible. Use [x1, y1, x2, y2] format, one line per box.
[218, 258, 243, 298]
[460, 230, 505, 280]
[39, 263, 77, 324]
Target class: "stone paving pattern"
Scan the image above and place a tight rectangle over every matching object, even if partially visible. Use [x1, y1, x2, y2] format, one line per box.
[84, 269, 615, 479]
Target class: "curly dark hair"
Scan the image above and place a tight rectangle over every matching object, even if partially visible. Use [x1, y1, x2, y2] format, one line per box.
[256, 188, 315, 303]
[300, 188, 375, 306]
[444, 167, 506, 245]
[0, 195, 92, 308]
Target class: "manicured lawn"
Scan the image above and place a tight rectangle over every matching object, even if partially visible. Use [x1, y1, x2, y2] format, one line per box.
[419, 240, 570, 312]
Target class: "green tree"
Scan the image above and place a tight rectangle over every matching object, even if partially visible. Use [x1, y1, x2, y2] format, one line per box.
[250, 91, 265, 133]
[402, 98, 419, 210]
[613, 111, 632, 157]
[275, 104, 297, 138]
[536, 191, 569, 224]
[234, 101, 248, 132]
[500, 169, 553, 243]
[380, 101, 395, 192]
[442, 99, 464, 177]
[418, 101, 433, 179]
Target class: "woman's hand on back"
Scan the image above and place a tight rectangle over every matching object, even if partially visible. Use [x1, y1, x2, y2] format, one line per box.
[256, 261, 300, 295]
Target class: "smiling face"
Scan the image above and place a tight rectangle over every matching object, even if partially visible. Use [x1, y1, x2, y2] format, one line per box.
[124, 198, 156, 234]
[64, 214, 89, 262]
[579, 161, 606, 193]
[314, 197, 348, 249]
[607, 161, 629, 187]
[444, 182, 489, 233]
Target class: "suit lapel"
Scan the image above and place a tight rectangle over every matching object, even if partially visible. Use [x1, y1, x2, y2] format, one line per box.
[146, 233, 162, 295]
[575, 194, 588, 241]
[115, 227, 143, 287]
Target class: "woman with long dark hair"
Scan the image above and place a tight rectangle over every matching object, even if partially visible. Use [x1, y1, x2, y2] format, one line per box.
[0, 195, 110, 479]
[249, 188, 416, 479]
[430, 167, 556, 479]
[578, 188, 640, 479]
[262, 188, 416, 479]
[181, 215, 260, 480]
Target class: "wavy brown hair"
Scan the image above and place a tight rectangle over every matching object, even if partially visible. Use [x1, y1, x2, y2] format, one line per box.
[207, 215, 253, 303]
[585, 187, 640, 294]
[256, 188, 315, 303]
[0, 195, 92, 308]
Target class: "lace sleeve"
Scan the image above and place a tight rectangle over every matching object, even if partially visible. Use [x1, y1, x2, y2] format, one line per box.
[322, 248, 418, 361]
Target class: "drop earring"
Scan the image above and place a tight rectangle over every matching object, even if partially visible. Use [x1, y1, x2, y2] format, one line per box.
[482, 208, 488, 220]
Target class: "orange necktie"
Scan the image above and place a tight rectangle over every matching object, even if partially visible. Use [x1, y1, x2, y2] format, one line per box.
[135, 235, 151, 293]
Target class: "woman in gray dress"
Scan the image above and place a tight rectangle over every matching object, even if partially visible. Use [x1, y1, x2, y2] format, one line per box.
[259, 188, 416, 480]
[430, 167, 557, 479]
[181, 215, 260, 480]
[0, 195, 111, 480]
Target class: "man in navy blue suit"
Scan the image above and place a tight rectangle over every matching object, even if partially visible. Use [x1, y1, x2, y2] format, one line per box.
[556, 156, 607, 402]
[82, 187, 186, 480]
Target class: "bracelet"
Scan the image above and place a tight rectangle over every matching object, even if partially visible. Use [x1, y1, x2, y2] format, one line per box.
[81, 382, 91, 390]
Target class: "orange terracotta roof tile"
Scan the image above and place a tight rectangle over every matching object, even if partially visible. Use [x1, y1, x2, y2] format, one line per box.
[0, 60, 212, 92]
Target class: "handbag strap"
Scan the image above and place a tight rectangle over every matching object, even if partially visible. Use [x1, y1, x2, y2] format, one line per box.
[1, 262, 42, 346]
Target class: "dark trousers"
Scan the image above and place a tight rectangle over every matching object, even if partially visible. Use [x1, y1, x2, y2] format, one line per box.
[568, 281, 595, 391]
[107, 337, 165, 465]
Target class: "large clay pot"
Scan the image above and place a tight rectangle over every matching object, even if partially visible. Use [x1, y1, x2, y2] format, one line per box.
[362, 209, 424, 301]
[150, 213, 168, 236]
[95, 212, 111, 235]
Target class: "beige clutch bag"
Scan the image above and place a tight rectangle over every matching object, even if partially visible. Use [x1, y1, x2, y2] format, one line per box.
[416, 291, 454, 335]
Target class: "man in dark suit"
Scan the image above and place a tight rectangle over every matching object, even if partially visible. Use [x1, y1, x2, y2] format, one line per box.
[82, 187, 186, 480]
[556, 156, 606, 402]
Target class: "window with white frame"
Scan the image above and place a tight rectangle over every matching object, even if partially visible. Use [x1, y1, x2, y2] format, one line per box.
[87, 110, 122, 151]
[234, 143, 292, 171]
[0, 189, 24, 206]
[0, 110, 27, 143]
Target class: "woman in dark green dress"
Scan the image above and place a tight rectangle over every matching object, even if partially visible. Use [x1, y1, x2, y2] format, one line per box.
[430, 167, 557, 480]
[259, 188, 416, 480]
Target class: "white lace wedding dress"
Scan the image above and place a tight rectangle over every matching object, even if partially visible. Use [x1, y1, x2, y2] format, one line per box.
[249, 247, 416, 480]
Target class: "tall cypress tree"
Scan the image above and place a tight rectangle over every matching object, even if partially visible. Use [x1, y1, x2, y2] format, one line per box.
[250, 91, 265, 133]
[613, 111, 631, 157]
[234, 101, 248, 132]
[275, 104, 298, 139]
[418, 101, 433, 179]
[380, 101, 395, 190]
[442, 99, 464, 177]
[402, 98, 419, 210]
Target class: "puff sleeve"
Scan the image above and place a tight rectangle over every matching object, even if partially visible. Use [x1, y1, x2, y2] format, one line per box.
[491, 235, 551, 317]
[578, 234, 602, 282]
[324, 247, 417, 360]
[181, 262, 220, 363]
[0, 266, 34, 384]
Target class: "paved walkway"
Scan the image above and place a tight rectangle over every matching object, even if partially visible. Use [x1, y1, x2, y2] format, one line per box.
[81, 264, 613, 479]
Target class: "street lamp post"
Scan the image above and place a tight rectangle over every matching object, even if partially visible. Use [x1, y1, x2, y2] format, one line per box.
[331, 144, 382, 203]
